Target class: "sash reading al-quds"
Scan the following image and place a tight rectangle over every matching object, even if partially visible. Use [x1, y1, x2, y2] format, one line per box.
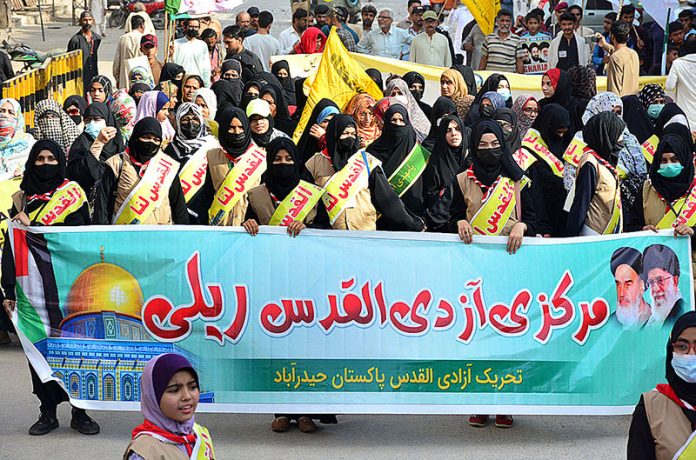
[514, 129, 564, 177]
[179, 139, 218, 203]
[656, 179, 696, 229]
[29, 180, 87, 226]
[268, 180, 325, 226]
[469, 173, 524, 236]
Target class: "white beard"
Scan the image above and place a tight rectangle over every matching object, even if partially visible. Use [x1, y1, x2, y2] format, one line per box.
[649, 283, 682, 325]
[616, 298, 648, 329]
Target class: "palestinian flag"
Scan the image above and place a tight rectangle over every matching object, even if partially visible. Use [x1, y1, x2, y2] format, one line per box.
[11, 227, 63, 343]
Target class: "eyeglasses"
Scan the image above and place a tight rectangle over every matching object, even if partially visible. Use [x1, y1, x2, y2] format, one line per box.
[497, 121, 513, 131]
[523, 108, 539, 115]
[377, 16, 391, 20]
[647, 275, 674, 288]
[673, 342, 696, 354]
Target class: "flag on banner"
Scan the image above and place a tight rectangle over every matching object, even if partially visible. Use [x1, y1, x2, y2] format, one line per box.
[165, 0, 243, 16]
[292, 30, 383, 143]
[461, 0, 501, 35]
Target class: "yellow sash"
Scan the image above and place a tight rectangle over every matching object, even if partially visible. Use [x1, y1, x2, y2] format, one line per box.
[642, 134, 659, 164]
[323, 151, 381, 225]
[113, 153, 180, 225]
[192, 423, 215, 460]
[268, 180, 325, 226]
[520, 129, 564, 177]
[28, 181, 87, 226]
[656, 184, 696, 229]
[604, 187, 623, 234]
[563, 134, 587, 168]
[179, 140, 216, 203]
[513, 147, 536, 170]
[208, 146, 266, 225]
[470, 177, 520, 236]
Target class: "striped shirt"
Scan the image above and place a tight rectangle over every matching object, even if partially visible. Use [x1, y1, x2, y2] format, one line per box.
[482, 32, 524, 73]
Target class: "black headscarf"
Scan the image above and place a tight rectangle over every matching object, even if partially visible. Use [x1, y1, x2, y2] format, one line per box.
[240, 80, 261, 111]
[271, 60, 296, 106]
[423, 114, 468, 200]
[539, 69, 581, 132]
[473, 74, 510, 107]
[128, 117, 162, 164]
[294, 78, 308, 118]
[70, 102, 125, 162]
[533, 103, 571, 158]
[296, 98, 339, 164]
[655, 103, 690, 139]
[666, 312, 696, 405]
[159, 63, 185, 88]
[20, 139, 66, 195]
[128, 83, 151, 104]
[211, 79, 241, 111]
[325, 114, 360, 171]
[621, 95, 654, 144]
[451, 64, 477, 98]
[366, 104, 417, 176]
[662, 123, 696, 155]
[422, 97, 457, 153]
[582, 112, 626, 164]
[495, 108, 521, 153]
[263, 136, 301, 200]
[649, 134, 695, 203]
[402, 71, 432, 118]
[217, 107, 251, 158]
[63, 95, 87, 125]
[470, 119, 525, 187]
[365, 68, 384, 95]
[260, 83, 297, 136]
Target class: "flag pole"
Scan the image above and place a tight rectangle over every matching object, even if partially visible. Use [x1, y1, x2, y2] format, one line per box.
[661, 8, 671, 75]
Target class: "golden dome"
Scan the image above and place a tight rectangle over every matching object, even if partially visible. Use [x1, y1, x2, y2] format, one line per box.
[65, 263, 144, 319]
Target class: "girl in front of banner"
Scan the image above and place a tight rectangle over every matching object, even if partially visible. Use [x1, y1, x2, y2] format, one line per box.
[565, 112, 625, 237]
[92, 117, 189, 225]
[367, 104, 426, 220]
[305, 114, 425, 232]
[243, 137, 312, 237]
[1, 139, 99, 436]
[124, 353, 215, 460]
[627, 311, 696, 460]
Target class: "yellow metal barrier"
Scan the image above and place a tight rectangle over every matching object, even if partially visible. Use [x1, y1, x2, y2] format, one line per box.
[1, 50, 84, 128]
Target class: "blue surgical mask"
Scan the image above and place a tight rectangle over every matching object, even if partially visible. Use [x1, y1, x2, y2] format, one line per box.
[647, 103, 664, 120]
[658, 163, 684, 178]
[497, 88, 511, 100]
[672, 353, 696, 383]
[85, 120, 106, 139]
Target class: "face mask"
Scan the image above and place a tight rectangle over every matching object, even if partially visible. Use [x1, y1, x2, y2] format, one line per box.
[0, 114, 16, 138]
[69, 114, 82, 125]
[477, 147, 503, 166]
[658, 162, 684, 178]
[672, 353, 696, 383]
[272, 164, 295, 179]
[133, 138, 160, 161]
[497, 88, 511, 100]
[410, 89, 423, 101]
[180, 121, 201, 139]
[186, 28, 199, 38]
[338, 136, 357, 153]
[480, 105, 496, 119]
[648, 103, 664, 120]
[85, 120, 106, 139]
[34, 164, 60, 181]
[223, 132, 247, 151]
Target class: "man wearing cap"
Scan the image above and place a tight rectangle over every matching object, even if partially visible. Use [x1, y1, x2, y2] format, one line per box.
[357, 8, 412, 60]
[243, 11, 282, 72]
[410, 11, 452, 67]
[67, 11, 101, 95]
[398, 1, 424, 36]
[113, 15, 145, 89]
[140, 34, 162, 85]
[547, 1, 568, 37]
[643, 244, 685, 327]
[610, 247, 651, 330]
[247, 7, 260, 32]
[321, 7, 357, 52]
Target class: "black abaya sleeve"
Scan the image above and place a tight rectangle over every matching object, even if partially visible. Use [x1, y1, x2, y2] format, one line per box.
[624, 185, 646, 233]
[565, 163, 597, 237]
[168, 179, 190, 225]
[67, 146, 106, 194]
[92, 166, 118, 225]
[627, 396, 657, 460]
[192, 168, 215, 225]
[1, 228, 15, 301]
[369, 168, 425, 232]
[520, 186, 538, 236]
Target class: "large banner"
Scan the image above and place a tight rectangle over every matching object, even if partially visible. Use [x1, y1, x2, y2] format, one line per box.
[521, 36, 551, 75]
[7, 226, 693, 414]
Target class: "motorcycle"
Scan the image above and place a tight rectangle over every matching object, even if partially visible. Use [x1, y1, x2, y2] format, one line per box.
[108, 0, 165, 30]
[1, 40, 64, 74]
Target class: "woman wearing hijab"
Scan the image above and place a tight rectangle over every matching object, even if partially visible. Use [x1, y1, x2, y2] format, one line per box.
[246, 99, 289, 151]
[451, 65, 478, 99]
[623, 95, 655, 144]
[655, 103, 692, 139]
[628, 312, 696, 459]
[305, 113, 425, 231]
[62, 95, 87, 131]
[93, 117, 188, 225]
[495, 108, 521, 153]
[193, 88, 218, 137]
[128, 66, 155, 90]
[296, 98, 339, 164]
[567, 65, 596, 102]
[33, 99, 82, 155]
[158, 63, 185, 89]
[180, 75, 204, 105]
[212, 60, 243, 111]
[476, 91, 507, 122]
[0, 98, 35, 176]
[271, 60, 296, 107]
[1, 139, 97, 437]
[135, 91, 176, 145]
[367, 105, 426, 218]
[478, 74, 513, 108]
[124, 353, 215, 459]
[128, 82, 151, 106]
[345, 93, 381, 148]
[511, 95, 538, 138]
[386, 78, 430, 140]
[402, 71, 432, 119]
[539, 68, 583, 134]
[87, 75, 113, 105]
[421, 97, 457, 154]
[422, 114, 468, 231]
[70, 102, 126, 170]
[566, 112, 625, 236]
[240, 80, 262, 111]
[293, 28, 327, 54]
[259, 83, 297, 137]
[638, 83, 666, 113]
[110, 90, 137, 142]
[440, 69, 475, 123]
[365, 68, 384, 96]
[165, 103, 218, 164]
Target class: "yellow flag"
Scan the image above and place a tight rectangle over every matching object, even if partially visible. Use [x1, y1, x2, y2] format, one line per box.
[461, 0, 501, 35]
[292, 30, 383, 143]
